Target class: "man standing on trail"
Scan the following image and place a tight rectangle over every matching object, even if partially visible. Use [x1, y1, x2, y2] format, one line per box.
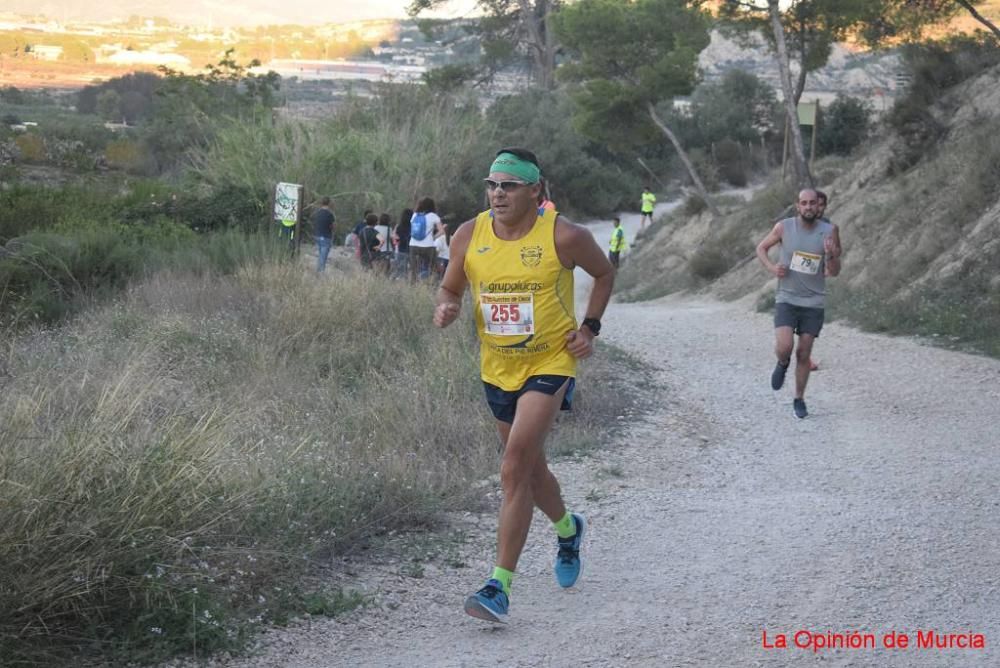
[608, 216, 627, 268]
[434, 147, 615, 624]
[755, 188, 841, 419]
[640, 186, 656, 229]
[312, 196, 335, 273]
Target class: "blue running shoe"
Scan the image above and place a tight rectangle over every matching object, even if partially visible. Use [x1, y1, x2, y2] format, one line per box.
[793, 398, 808, 419]
[464, 579, 509, 624]
[554, 513, 587, 588]
[771, 361, 789, 391]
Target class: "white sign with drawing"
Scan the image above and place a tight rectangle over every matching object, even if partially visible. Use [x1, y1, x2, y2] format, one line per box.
[274, 182, 301, 222]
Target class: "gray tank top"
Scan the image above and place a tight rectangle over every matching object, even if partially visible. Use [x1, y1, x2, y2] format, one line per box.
[776, 217, 833, 308]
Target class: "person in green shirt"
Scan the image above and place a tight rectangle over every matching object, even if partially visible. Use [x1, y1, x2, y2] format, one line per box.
[640, 186, 656, 229]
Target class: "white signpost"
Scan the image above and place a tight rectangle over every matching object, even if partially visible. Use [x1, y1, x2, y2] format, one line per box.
[273, 182, 302, 223]
[272, 181, 304, 252]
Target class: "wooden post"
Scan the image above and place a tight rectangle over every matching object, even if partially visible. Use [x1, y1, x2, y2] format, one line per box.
[266, 185, 275, 234]
[810, 101, 820, 169]
[293, 184, 304, 256]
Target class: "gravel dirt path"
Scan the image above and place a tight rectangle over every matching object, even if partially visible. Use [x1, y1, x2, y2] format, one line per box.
[203, 207, 1000, 668]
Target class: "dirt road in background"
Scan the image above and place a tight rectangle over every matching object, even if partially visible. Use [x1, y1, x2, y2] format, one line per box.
[199, 207, 1000, 668]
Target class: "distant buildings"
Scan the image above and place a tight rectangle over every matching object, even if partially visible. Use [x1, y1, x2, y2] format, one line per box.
[255, 59, 426, 83]
[29, 45, 63, 60]
[101, 50, 191, 67]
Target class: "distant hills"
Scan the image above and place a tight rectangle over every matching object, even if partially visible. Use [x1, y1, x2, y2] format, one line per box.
[1, 1, 394, 27]
[698, 32, 904, 108]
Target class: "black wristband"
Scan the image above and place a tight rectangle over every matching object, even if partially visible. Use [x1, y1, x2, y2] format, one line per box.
[581, 317, 602, 336]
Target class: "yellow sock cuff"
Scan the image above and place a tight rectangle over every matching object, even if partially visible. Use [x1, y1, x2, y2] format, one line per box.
[554, 511, 576, 539]
[491, 566, 514, 594]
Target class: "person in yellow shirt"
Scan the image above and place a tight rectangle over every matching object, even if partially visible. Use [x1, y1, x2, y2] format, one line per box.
[640, 186, 656, 229]
[608, 216, 627, 268]
[434, 147, 615, 624]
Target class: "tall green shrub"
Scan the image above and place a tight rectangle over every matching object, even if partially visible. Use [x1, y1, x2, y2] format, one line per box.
[818, 94, 872, 156]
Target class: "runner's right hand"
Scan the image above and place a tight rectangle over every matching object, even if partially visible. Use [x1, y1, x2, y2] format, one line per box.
[774, 264, 788, 278]
[565, 329, 594, 359]
[434, 302, 460, 328]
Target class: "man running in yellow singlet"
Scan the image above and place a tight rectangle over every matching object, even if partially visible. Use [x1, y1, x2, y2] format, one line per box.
[434, 147, 615, 624]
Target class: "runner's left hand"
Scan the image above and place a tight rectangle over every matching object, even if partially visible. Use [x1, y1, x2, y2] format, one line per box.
[566, 328, 594, 359]
[823, 236, 837, 256]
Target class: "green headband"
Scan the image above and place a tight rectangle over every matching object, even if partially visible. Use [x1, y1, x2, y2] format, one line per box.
[490, 152, 540, 184]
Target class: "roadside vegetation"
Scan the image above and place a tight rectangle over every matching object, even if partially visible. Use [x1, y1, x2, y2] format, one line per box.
[0, 180, 268, 326]
[0, 262, 643, 665]
[189, 84, 638, 228]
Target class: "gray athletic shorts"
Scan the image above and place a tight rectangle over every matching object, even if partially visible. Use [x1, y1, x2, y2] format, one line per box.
[774, 302, 825, 337]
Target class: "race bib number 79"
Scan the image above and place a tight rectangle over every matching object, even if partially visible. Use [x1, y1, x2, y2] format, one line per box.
[789, 250, 822, 275]
[480, 292, 534, 336]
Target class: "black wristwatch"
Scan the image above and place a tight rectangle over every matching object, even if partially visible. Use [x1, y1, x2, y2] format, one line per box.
[581, 317, 602, 337]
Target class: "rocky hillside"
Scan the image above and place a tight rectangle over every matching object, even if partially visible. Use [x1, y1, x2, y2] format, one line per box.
[619, 61, 1000, 354]
[698, 31, 904, 106]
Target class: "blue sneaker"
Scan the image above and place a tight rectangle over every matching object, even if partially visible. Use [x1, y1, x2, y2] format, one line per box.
[793, 398, 808, 419]
[464, 579, 509, 624]
[554, 513, 587, 588]
[771, 361, 789, 391]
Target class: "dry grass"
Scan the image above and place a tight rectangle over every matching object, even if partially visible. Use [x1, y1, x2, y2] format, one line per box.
[0, 265, 493, 663]
[0, 262, 641, 664]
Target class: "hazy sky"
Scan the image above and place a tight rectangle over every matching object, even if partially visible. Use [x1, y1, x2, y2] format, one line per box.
[334, 0, 479, 22]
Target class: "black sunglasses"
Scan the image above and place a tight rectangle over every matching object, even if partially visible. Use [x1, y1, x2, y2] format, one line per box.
[484, 178, 531, 193]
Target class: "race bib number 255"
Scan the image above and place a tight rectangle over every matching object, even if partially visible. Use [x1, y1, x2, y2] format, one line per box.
[480, 292, 534, 336]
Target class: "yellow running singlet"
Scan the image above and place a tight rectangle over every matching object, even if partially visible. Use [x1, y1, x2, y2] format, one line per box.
[465, 208, 577, 391]
[641, 191, 656, 213]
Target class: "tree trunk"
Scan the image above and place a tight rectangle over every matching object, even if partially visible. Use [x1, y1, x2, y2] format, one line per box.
[955, 0, 1000, 40]
[542, 2, 556, 87]
[793, 29, 808, 105]
[646, 102, 721, 218]
[768, 0, 813, 189]
[794, 61, 807, 106]
[517, 0, 556, 89]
